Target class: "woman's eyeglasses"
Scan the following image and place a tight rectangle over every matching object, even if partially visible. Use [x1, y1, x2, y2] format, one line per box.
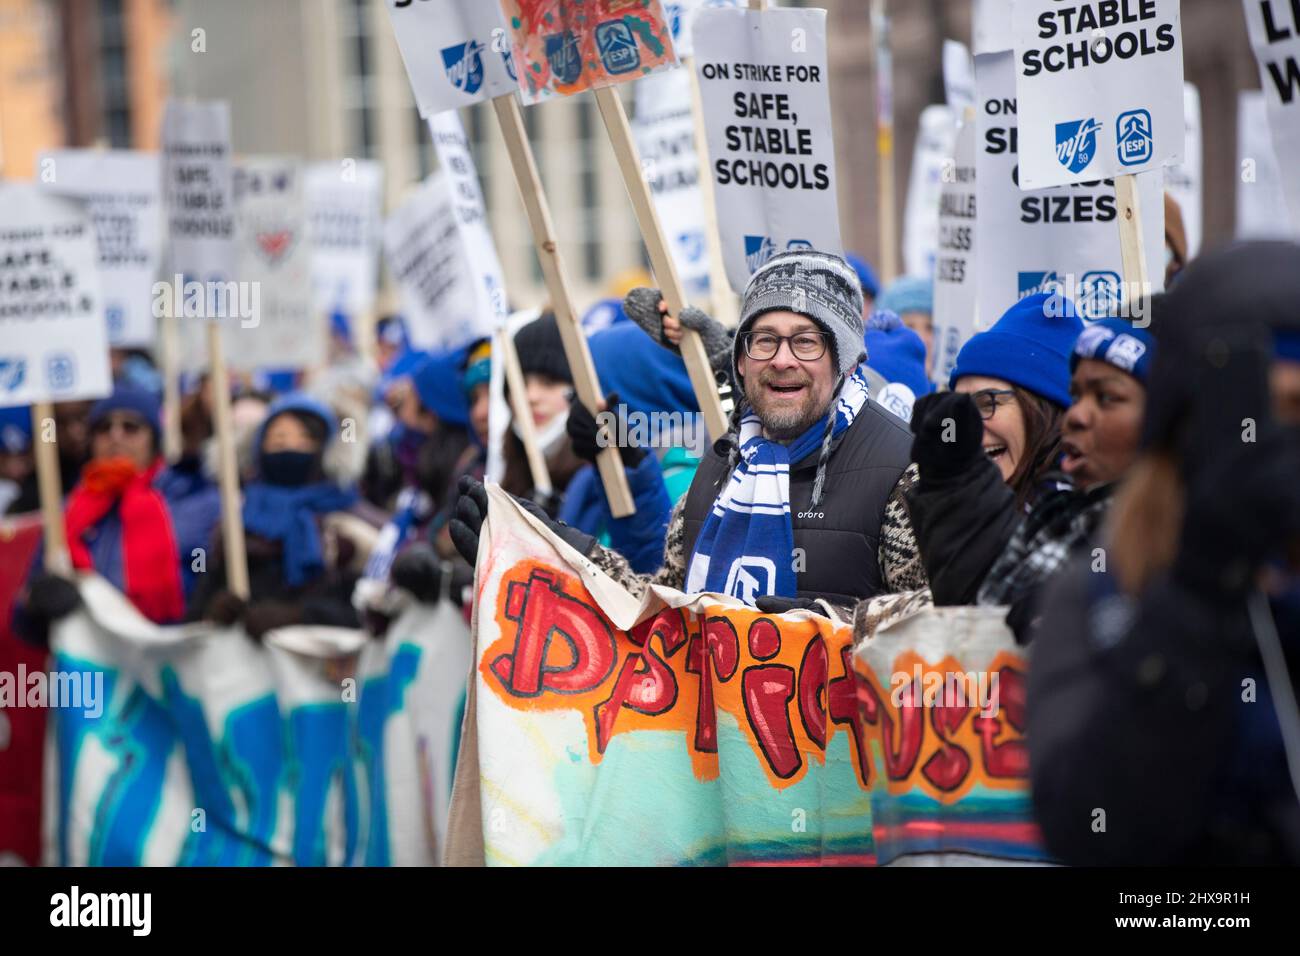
[970, 388, 1016, 420]
[742, 330, 830, 362]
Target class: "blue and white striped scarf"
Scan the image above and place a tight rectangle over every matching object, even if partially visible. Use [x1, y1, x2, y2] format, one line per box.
[685, 365, 873, 604]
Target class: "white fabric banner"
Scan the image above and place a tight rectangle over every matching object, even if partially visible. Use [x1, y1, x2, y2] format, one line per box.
[692, 6, 841, 293]
[382, 0, 517, 117]
[160, 99, 236, 284]
[0, 183, 111, 405]
[975, 51, 1164, 326]
[38, 150, 162, 348]
[1242, 0, 1300, 228]
[305, 159, 385, 318]
[903, 104, 959, 278]
[931, 116, 979, 387]
[1011, 0, 1185, 189]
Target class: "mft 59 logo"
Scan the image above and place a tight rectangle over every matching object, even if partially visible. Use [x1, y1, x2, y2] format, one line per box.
[1054, 117, 1102, 174]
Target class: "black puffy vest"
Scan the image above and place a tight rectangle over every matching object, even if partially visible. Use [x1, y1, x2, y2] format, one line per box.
[680, 403, 913, 606]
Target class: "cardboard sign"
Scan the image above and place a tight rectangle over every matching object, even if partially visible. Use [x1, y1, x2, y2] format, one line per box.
[305, 160, 385, 318]
[931, 116, 979, 386]
[383, 0, 517, 117]
[499, 0, 678, 105]
[1236, 90, 1297, 239]
[903, 104, 959, 278]
[633, 67, 710, 297]
[0, 184, 111, 405]
[1012, 0, 1184, 188]
[446, 486, 876, 866]
[1242, 0, 1300, 228]
[975, 50, 1164, 326]
[692, 6, 841, 293]
[160, 99, 236, 284]
[38, 150, 163, 348]
[1163, 83, 1202, 257]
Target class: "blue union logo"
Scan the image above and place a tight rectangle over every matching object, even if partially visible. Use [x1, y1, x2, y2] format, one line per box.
[1116, 109, 1153, 166]
[1055, 118, 1102, 174]
[441, 40, 485, 95]
[545, 30, 582, 85]
[595, 19, 641, 74]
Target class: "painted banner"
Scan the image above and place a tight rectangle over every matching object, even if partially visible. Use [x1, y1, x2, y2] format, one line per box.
[160, 99, 236, 285]
[1242, 0, 1300, 228]
[1164, 82, 1202, 257]
[38, 150, 163, 348]
[931, 114, 978, 387]
[383, 0, 517, 117]
[852, 599, 1050, 865]
[305, 159, 385, 319]
[693, 6, 842, 293]
[446, 486, 876, 866]
[975, 50, 1164, 325]
[43, 574, 466, 866]
[499, 0, 679, 104]
[903, 104, 958, 278]
[1011, 0, 1184, 189]
[633, 67, 710, 297]
[0, 183, 112, 406]
[1236, 90, 1297, 239]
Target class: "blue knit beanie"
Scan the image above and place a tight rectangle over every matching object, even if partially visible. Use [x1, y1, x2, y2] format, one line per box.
[950, 292, 1083, 408]
[864, 310, 934, 399]
[1070, 317, 1155, 384]
[412, 347, 471, 428]
[89, 386, 162, 444]
[845, 252, 880, 299]
[877, 275, 934, 318]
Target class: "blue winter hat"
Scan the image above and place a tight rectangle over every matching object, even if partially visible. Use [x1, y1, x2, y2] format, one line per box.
[411, 346, 471, 428]
[89, 386, 162, 444]
[877, 275, 934, 318]
[1070, 317, 1156, 385]
[864, 310, 935, 399]
[1276, 329, 1300, 363]
[0, 405, 33, 454]
[581, 297, 629, 334]
[588, 321, 699, 417]
[845, 252, 880, 300]
[461, 338, 492, 397]
[950, 292, 1083, 408]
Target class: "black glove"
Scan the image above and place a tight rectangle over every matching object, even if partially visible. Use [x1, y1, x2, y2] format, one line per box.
[567, 391, 647, 469]
[512, 491, 598, 556]
[15, 573, 82, 647]
[623, 287, 734, 378]
[243, 600, 302, 642]
[910, 391, 986, 483]
[203, 589, 247, 627]
[390, 543, 445, 603]
[754, 595, 829, 619]
[449, 475, 489, 567]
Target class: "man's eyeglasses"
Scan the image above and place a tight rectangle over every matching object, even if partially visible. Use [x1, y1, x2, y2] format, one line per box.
[91, 416, 146, 437]
[970, 388, 1016, 420]
[742, 330, 830, 362]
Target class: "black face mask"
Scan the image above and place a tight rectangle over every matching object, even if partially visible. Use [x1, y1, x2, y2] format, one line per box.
[261, 450, 318, 487]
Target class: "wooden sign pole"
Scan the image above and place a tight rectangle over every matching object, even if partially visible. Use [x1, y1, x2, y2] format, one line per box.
[871, 0, 898, 283]
[30, 406, 70, 575]
[1115, 174, 1150, 303]
[496, 322, 553, 497]
[490, 93, 636, 517]
[206, 323, 249, 598]
[592, 86, 729, 443]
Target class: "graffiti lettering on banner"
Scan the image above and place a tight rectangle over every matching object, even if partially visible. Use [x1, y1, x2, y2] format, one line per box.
[1012, 0, 1184, 189]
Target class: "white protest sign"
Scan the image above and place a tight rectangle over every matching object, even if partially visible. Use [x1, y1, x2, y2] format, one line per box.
[975, 51, 1164, 326]
[1163, 82, 1201, 257]
[305, 160, 384, 318]
[382, 0, 516, 117]
[693, 5, 841, 293]
[664, 0, 741, 61]
[944, 39, 976, 112]
[903, 104, 958, 278]
[0, 184, 111, 405]
[160, 99, 236, 284]
[428, 111, 509, 327]
[1242, 0, 1300, 228]
[38, 150, 162, 348]
[1011, 0, 1184, 189]
[221, 156, 321, 371]
[932, 115, 978, 387]
[1236, 90, 1297, 239]
[383, 173, 488, 352]
[634, 67, 710, 297]
[974, 0, 1012, 55]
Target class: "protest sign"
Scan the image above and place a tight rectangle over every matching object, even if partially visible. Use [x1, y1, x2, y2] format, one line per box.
[38, 150, 163, 348]
[662, 0, 741, 61]
[160, 99, 236, 283]
[383, 0, 517, 117]
[851, 597, 1050, 865]
[693, 5, 842, 293]
[1242, 0, 1300, 228]
[975, 50, 1164, 325]
[499, 0, 678, 104]
[633, 67, 711, 298]
[1012, 0, 1184, 189]
[1236, 90, 1297, 239]
[944, 38, 976, 112]
[0, 183, 111, 406]
[932, 113, 979, 386]
[1163, 83, 1202, 257]
[974, 0, 1012, 55]
[903, 105, 958, 278]
[446, 486, 876, 866]
[305, 159, 384, 318]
